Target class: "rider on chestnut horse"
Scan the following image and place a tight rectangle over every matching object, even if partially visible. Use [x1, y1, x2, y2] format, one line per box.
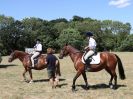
[82, 32, 97, 71]
[30, 39, 42, 68]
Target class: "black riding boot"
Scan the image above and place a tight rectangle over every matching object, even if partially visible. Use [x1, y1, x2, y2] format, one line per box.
[84, 59, 91, 72]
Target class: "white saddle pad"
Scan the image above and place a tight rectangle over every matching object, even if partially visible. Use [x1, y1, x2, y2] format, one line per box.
[82, 53, 100, 64]
[90, 53, 100, 64]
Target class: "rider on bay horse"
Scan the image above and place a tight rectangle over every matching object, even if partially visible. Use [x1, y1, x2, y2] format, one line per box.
[82, 32, 97, 71]
[31, 39, 42, 68]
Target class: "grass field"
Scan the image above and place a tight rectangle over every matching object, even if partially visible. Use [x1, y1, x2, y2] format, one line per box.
[0, 52, 133, 99]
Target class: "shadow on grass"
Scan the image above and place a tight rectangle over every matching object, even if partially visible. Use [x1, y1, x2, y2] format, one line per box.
[0, 64, 17, 68]
[33, 78, 68, 88]
[56, 83, 68, 88]
[77, 83, 127, 90]
[34, 78, 66, 83]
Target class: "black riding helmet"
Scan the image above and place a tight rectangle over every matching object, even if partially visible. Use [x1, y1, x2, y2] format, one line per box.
[36, 38, 41, 42]
[86, 32, 93, 37]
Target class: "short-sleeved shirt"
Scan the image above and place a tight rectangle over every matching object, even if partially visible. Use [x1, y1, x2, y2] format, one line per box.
[46, 54, 57, 70]
[34, 43, 42, 52]
[88, 37, 96, 50]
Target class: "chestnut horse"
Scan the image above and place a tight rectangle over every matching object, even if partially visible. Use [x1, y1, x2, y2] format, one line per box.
[8, 50, 61, 83]
[59, 45, 125, 91]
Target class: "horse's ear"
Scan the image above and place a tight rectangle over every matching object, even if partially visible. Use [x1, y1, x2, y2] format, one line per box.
[65, 43, 68, 46]
[9, 48, 14, 53]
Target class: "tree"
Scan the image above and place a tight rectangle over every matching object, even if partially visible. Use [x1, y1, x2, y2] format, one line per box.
[57, 28, 84, 50]
[0, 15, 14, 29]
[119, 34, 133, 51]
[72, 15, 84, 21]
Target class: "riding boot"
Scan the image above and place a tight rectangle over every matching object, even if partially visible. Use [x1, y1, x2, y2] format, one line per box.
[85, 64, 91, 72]
[84, 59, 91, 72]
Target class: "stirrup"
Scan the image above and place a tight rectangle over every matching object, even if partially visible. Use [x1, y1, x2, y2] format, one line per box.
[85, 67, 91, 72]
[85, 64, 91, 72]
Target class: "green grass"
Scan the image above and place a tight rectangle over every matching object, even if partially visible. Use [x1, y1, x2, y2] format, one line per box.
[0, 52, 133, 99]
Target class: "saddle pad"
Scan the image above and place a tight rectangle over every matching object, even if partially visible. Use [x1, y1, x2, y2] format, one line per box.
[90, 53, 100, 64]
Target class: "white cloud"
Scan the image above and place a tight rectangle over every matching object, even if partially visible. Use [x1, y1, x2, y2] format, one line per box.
[109, 0, 131, 8]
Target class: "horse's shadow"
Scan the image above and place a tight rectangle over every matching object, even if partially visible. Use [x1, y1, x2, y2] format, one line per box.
[0, 64, 17, 68]
[77, 83, 126, 90]
[33, 78, 67, 88]
[34, 78, 66, 83]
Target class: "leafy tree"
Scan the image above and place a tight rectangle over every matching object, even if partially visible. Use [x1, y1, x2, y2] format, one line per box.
[0, 14, 132, 55]
[50, 18, 68, 23]
[119, 34, 133, 51]
[0, 20, 26, 54]
[57, 28, 84, 50]
[72, 15, 84, 21]
[0, 15, 14, 29]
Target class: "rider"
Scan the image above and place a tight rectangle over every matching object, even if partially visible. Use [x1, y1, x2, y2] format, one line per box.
[82, 32, 97, 71]
[31, 39, 42, 67]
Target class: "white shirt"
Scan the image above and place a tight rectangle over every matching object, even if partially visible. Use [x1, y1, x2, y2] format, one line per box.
[34, 43, 42, 51]
[88, 37, 96, 50]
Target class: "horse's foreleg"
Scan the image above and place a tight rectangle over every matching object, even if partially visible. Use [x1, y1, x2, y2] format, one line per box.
[82, 72, 89, 90]
[72, 71, 82, 91]
[28, 69, 33, 83]
[23, 69, 27, 82]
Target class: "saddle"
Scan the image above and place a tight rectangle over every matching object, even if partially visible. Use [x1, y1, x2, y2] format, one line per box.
[30, 54, 41, 65]
[82, 52, 100, 65]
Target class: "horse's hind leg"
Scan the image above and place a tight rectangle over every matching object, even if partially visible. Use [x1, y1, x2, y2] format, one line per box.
[105, 68, 117, 89]
[113, 72, 117, 89]
[82, 72, 89, 90]
[105, 68, 114, 88]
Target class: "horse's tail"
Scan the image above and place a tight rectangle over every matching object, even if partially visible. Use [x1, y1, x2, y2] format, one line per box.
[115, 54, 126, 80]
[56, 60, 61, 76]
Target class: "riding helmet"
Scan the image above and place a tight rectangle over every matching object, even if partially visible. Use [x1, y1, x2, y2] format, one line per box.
[86, 32, 93, 36]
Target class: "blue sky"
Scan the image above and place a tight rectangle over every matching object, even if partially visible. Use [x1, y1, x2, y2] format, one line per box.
[0, 0, 133, 32]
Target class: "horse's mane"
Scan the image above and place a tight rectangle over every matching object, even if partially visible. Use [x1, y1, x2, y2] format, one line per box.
[68, 45, 81, 53]
[14, 50, 29, 55]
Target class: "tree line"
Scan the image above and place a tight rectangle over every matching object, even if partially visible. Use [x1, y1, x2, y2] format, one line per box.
[0, 15, 133, 55]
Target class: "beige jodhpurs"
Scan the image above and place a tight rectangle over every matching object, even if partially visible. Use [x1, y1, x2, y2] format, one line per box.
[82, 50, 94, 64]
[31, 52, 40, 67]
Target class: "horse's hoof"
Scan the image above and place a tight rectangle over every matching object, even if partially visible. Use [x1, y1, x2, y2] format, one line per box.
[72, 85, 76, 92]
[52, 86, 56, 89]
[29, 80, 34, 84]
[110, 85, 113, 89]
[72, 88, 76, 92]
[85, 86, 90, 90]
[113, 86, 117, 90]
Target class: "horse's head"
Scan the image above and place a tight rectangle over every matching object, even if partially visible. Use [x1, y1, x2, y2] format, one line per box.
[59, 45, 69, 59]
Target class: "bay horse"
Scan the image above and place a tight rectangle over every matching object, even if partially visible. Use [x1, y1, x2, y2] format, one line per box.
[8, 50, 61, 83]
[59, 45, 125, 91]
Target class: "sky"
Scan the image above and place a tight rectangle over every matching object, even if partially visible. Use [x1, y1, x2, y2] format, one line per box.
[0, 0, 133, 32]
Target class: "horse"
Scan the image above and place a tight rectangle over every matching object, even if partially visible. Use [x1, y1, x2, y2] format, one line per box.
[8, 50, 61, 84]
[59, 44, 126, 91]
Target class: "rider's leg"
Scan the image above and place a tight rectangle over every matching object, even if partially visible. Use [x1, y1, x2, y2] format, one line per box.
[31, 52, 40, 67]
[83, 50, 94, 71]
[84, 50, 94, 60]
